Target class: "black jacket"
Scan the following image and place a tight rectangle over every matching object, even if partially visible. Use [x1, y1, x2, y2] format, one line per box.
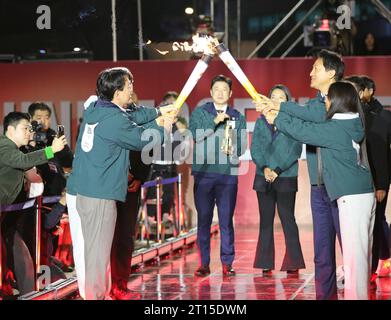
[26, 128, 73, 196]
[364, 99, 391, 190]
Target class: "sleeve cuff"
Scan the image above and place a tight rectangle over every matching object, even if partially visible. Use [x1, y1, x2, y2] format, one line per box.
[44, 146, 54, 159]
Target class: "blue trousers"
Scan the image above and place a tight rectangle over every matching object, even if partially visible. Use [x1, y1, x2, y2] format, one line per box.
[194, 176, 238, 266]
[311, 185, 341, 300]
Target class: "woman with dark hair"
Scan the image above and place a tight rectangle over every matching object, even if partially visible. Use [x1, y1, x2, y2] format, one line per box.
[251, 85, 305, 274]
[267, 81, 375, 300]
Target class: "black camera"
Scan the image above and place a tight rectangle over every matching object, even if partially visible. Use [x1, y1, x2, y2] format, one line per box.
[31, 120, 48, 145]
[57, 125, 65, 138]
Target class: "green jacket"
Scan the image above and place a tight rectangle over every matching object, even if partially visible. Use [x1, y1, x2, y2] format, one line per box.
[68, 99, 165, 202]
[278, 93, 326, 185]
[275, 112, 374, 201]
[0, 135, 53, 205]
[189, 102, 247, 176]
[67, 103, 160, 197]
[126, 105, 160, 126]
[251, 116, 302, 177]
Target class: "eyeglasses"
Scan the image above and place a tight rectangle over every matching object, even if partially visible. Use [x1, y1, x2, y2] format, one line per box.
[22, 125, 33, 132]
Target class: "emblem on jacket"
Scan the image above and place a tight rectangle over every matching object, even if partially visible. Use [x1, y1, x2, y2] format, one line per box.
[81, 123, 99, 152]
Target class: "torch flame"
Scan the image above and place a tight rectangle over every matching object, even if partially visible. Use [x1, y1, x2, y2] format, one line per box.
[152, 33, 219, 56]
[155, 49, 169, 55]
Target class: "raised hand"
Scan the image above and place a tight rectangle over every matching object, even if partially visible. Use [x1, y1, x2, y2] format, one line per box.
[52, 135, 67, 153]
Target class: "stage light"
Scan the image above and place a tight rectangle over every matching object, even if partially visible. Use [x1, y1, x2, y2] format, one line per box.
[73, 47, 81, 52]
[318, 19, 330, 31]
[185, 7, 194, 15]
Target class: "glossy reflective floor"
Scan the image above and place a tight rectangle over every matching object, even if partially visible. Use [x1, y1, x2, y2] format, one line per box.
[126, 225, 391, 300]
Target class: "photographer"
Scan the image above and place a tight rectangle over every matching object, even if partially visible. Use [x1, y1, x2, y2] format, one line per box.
[26, 103, 75, 276]
[0, 111, 66, 297]
[27, 102, 73, 196]
[0, 112, 67, 205]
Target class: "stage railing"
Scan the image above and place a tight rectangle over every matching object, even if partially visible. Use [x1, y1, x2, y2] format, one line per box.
[139, 173, 186, 245]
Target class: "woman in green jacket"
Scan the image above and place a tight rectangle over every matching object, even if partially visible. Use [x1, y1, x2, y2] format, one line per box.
[270, 81, 375, 300]
[251, 85, 305, 274]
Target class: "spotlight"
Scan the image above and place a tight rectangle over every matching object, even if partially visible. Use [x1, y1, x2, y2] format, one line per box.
[185, 7, 194, 15]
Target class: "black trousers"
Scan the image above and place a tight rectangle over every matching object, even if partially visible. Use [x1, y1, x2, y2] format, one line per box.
[372, 189, 390, 273]
[254, 190, 305, 271]
[110, 190, 140, 289]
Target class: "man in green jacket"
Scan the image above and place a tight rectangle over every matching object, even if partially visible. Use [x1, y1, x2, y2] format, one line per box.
[0, 112, 67, 206]
[189, 75, 247, 277]
[255, 50, 345, 300]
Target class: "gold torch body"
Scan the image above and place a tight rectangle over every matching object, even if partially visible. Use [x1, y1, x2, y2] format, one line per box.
[221, 118, 235, 156]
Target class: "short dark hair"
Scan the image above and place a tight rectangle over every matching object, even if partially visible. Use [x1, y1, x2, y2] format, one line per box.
[360, 75, 376, 93]
[162, 91, 178, 103]
[96, 67, 133, 101]
[326, 81, 362, 119]
[269, 84, 292, 101]
[210, 75, 232, 90]
[318, 49, 345, 81]
[28, 102, 52, 117]
[3, 112, 30, 135]
[344, 75, 365, 93]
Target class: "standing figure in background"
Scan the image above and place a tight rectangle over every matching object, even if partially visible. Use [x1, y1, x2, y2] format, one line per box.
[147, 91, 181, 233]
[251, 85, 305, 275]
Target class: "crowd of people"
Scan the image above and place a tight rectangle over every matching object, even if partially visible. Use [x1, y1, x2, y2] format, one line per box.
[0, 49, 390, 300]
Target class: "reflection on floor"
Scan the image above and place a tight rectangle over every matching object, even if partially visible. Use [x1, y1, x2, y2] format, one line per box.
[126, 224, 391, 300]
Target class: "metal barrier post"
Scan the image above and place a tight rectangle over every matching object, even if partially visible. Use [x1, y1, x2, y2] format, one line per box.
[173, 178, 179, 237]
[156, 177, 162, 243]
[178, 173, 186, 233]
[140, 186, 150, 245]
[35, 196, 42, 291]
[140, 187, 145, 242]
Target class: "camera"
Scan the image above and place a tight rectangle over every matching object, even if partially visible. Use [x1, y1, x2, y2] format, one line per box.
[57, 125, 65, 138]
[31, 120, 48, 145]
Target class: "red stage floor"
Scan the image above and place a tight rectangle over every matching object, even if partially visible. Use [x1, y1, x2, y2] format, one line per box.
[126, 224, 391, 300]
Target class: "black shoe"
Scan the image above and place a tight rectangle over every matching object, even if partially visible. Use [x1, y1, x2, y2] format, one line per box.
[222, 264, 235, 276]
[194, 265, 210, 276]
[111, 286, 141, 300]
[263, 269, 272, 274]
[286, 269, 299, 274]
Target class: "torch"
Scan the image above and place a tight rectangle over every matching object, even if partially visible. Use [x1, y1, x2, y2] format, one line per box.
[215, 43, 262, 102]
[174, 54, 213, 109]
